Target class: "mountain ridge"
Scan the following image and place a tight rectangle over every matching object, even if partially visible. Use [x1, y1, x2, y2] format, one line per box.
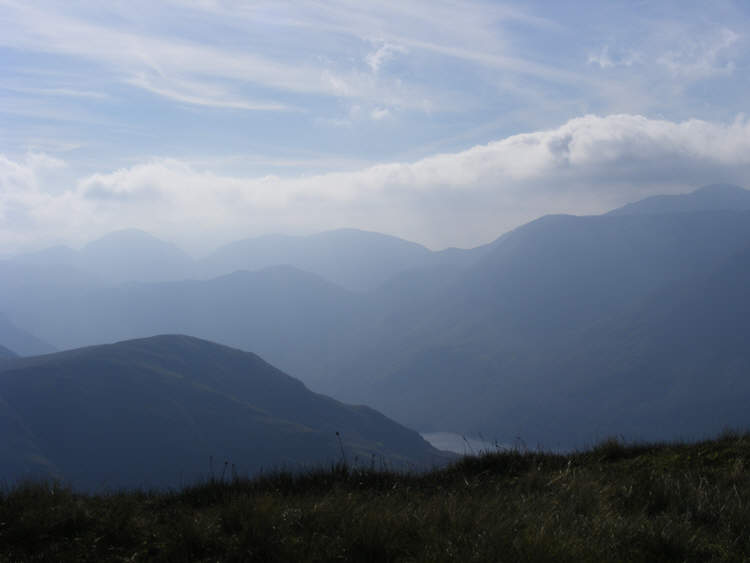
[0, 334, 446, 490]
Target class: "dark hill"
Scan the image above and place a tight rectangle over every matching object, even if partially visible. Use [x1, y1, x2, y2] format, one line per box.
[0, 335, 445, 490]
[11, 266, 367, 388]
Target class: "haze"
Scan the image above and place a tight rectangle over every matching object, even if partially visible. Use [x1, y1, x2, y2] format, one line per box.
[3, 1, 750, 254]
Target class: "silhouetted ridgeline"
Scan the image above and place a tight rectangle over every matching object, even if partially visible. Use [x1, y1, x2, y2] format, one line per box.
[2, 185, 750, 448]
[0, 335, 447, 490]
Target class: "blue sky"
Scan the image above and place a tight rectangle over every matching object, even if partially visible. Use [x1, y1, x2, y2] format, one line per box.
[2, 0, 750, 253]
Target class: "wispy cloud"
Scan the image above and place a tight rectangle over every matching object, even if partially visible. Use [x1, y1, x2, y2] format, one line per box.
[4, 114, 750, 252]
[365, 42, 407, 73]
[657, 27, 740, 79]
[588, 46, 640, 69]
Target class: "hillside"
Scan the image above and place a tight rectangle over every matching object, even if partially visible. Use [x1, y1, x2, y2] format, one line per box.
[200, 228, 436, 292]
[2, 432, 749, 561]
[337, 207, 750, 442]
[4, 184, 750, 450]
[0, 313, 55, 357]
[8, 267, 367, 387]
[0, 335, 444, 490]
[608, 183, 750, 215]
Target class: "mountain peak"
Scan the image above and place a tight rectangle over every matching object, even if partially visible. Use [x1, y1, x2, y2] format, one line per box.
[692, 183, 749, 196]
[608, 184, 750, 216]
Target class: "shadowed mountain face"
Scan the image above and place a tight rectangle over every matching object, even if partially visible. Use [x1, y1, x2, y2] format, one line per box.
[0, 335, 446, 490]
[347, 207, 750, 443]
[3, 184, 750, 450]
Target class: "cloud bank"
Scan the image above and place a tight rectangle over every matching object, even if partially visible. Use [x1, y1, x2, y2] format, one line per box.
[3, 114, 750, 253]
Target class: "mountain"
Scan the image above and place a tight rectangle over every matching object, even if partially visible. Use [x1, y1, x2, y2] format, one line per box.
[7, 230, 195, 286]
[487, 238, 750, 446]
[5, 184, 750, 450]
[200, 229, 437, 292]
[331, 207, 750, 445]
[79, 229, 195, 284]
[10, 266, 367, 388]
[608, 183, 750, 215]
[0, 313, 55, 356]
[0, 335, 445, 490]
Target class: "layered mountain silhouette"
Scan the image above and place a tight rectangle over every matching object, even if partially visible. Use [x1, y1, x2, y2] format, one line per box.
[199, 228, 439, 291]
[6, 229, 193, 285]
[3, 184, 750, 449]
[0, 335, 445, 490]
[0, 313, 55, 357]
[608, 183, 750, 216]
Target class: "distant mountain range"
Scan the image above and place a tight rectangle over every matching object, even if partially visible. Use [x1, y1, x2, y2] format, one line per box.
[0, 313, 55, 357]
[0, 335, 445, 490]
[607, 183, 750, 216]
[4, 227, 470, 290]
[2, 183, 750, 448]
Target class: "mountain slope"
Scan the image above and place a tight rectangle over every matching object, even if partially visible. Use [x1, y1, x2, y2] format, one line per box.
[516, 239, 750, 445]
[79, 229, 195, 284]
[201, 228, 435, 291]
[0, 314, 56, 356]
[0, 335, 445, 490]
[607, 183, 750, 215]
[334, 209, 750, 442]
[12, 266, 366, 387]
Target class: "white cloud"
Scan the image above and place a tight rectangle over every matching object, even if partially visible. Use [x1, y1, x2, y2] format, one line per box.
[3, 114, 750, 253]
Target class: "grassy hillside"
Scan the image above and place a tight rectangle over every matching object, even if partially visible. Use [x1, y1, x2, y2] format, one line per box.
[3, 432, 750, 562]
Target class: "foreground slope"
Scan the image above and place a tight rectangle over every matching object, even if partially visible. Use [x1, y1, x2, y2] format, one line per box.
[2, 432, 749, 561]
[0, 335, 443, 490]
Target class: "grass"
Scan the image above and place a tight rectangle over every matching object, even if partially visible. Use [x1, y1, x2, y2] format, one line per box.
[3, 431, 750, 561]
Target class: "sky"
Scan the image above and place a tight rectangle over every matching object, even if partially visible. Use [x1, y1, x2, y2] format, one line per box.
[3, 0, 750, 254]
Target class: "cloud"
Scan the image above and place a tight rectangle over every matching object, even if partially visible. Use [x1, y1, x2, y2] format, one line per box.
[371, 107, 390, 120]
[656, 27, 740, 80]
[4, 114, 750, 253]
[587, 46, 640, 69]
[365, 42, 407, 73]
[0, 1, 451, 112]
[125, 73, 294, 112]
